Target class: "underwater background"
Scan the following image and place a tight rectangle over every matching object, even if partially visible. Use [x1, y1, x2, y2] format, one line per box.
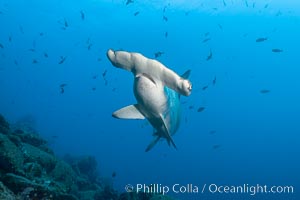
[0, 0, 299, 199]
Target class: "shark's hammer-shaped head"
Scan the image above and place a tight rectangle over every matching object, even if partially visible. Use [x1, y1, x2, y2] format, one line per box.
[107, 49, 133, 71]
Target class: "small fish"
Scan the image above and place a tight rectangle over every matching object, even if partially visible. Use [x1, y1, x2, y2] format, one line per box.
[87, 43, 93, 50]
[213, 144, 221, 150]
[202, 38, 211, 43]
[64, 18, 68, 28]
[209, 130, 216, 134]
[80, 10, 85, 20]
[60, 83, 67, 94]
[44, 52, 48, 58]
[163, 15, 168, 22]
[28, 48, 35, 52]
[165, 31, 168, 38]
[218, 24, 223, 30]
[197, 107, 205, 112]
[39, 32, 44, 36]
[223, 0, 227, 6]
[206, 49, 212, 61]
[204, 32, 210, 37]
[202, 85, 208, 90]
[134, 11, 140, 16]
[252, 3, 256, 8]
[264, 4, 269, 9]
[92, 75, 98, 79]
[154, 51, 164, 58]
[97, 58, 102, 62]
[245, 0, 249, 7]
[212, 76, 216, 85]
[112, 171, 116, 178]
[0, 43, 3, 48]
[60, 83, 67, 88]
[58, 56, 67, 64]
[256, 37, 268, 42]
[19, 25, 24, 34]
[260, 89, 270, 94]
[188, 105, 194, 110]
[32, 59, 38, 64]
[92, 87, 96, 91]
[8, 35, 12, 42]
[272, 48, 283, 53]
[102, 70, 107, 77]
[126, 0, 133, 5]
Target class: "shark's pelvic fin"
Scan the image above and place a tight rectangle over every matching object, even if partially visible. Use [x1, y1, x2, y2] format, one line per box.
[112, 104, 145, 119]
[145, 136, 161, 152]
[159, 114, 177, 150]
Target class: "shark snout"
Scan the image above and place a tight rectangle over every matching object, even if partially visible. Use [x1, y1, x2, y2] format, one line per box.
[107, 49, 116, 62]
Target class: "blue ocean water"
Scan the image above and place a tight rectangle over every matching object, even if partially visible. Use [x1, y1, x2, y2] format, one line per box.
[0, 0, 299, 199]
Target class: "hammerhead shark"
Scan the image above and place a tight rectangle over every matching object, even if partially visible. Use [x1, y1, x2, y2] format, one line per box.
[107, 49, 192, 151]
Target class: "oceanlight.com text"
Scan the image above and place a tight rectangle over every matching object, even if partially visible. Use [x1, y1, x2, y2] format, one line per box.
[125, 183, 294, 196]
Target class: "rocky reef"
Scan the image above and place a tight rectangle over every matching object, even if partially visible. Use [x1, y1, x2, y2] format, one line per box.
[0, 114, 176, 200]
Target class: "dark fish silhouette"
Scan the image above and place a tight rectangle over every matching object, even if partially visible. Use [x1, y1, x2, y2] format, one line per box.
[204, 32, 210, 37]
[64, 18, 68, 28]
[213, 144, 221, 150]
[126, 0, 133, 5]
[0, 43, 3, 48]
[197, 107, 205, 112]
[19, 25, 24, 34]
[8, 35, 12, 42]
[218, 24, 223, 30]
[92, 75, 98, 79]
[223, 0, 227, 6]
[202, 38, 211, 43]
[206, 49, 212, 61]
[212, 76, 216, 85]
[92, 87, 96, 91]
[163, 15, 168, 21]
[134, 11, 140, 16]
[260, 89, 270, 94]
[154, 51, 164, 58]
[44, 52, 48, 58]
[58, 56, 67, 64]
[264, 4, 269, 9]
[165, 31, 168, 38]
[202, 85, 208, 90]
[28, 48, 35, 52]
[32, 59, 38, 64]
[80, 10, 85, 20]
[209, 130, 216, 134]
[188, 105, 194, 110]
[256, 37, 268, 42]
[245, 0, 249, 7]
[102, 70, 107, 77]
[112, 171, 116, 178]
[272, 48, 283, 53]
[39, 32, 44, 36]
[60, 83, 67, 94]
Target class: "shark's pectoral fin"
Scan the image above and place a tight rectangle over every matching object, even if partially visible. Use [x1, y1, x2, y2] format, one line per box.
[112, 104, 145, 119]
[145, 136, 161, 152]
[159, 114, 178, 150]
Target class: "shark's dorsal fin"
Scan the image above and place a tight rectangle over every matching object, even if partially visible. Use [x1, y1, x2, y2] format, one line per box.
[112, 104, 145, 119]
[181, 70, 191, 79]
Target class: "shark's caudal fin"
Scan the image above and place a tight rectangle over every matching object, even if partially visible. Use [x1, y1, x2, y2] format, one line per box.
[112, 104, 145, 119]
